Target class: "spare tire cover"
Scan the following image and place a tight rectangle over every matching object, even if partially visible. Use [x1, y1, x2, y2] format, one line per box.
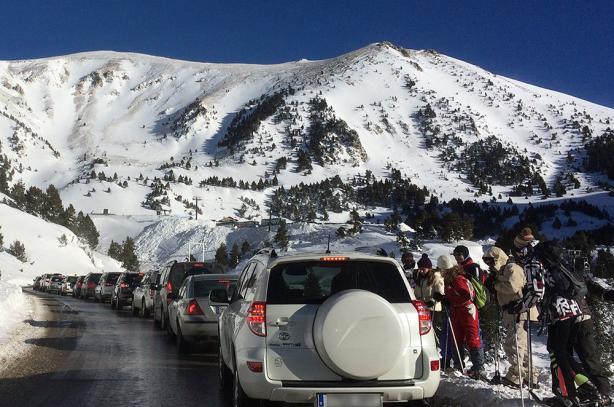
[313, 289, 403, 380]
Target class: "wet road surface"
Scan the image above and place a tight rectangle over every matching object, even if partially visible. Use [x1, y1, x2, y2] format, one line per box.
[0, 290, 229, 407]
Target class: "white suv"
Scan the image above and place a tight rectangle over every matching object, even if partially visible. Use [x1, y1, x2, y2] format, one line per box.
[214, 250, 440, 407]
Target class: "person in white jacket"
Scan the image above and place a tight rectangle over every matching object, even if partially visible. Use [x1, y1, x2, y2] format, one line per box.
[484, 246, 540, 387]
[414, 254, 445, 337]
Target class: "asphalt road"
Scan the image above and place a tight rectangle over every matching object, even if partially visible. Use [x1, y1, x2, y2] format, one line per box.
[0, 289, 229, 407]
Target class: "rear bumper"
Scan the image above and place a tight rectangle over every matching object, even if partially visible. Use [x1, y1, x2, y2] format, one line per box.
[237, 347, 440, 402]
[181, 320, 219, 342]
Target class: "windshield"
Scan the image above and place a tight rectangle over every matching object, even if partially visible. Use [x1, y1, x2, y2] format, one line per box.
[193, 279, 237, 297]
[267, 260, 410, 304]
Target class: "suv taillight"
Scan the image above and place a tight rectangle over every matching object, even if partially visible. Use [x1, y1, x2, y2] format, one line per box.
[412, 300, 432, 335]
[186, 299, 204, 316]
[247, 302, 266, 337]
[88, 282, 95, 288]
[120, 283, 128, 289]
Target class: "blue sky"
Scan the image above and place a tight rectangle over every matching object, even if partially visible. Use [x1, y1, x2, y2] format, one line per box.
[1, 0, 612, 107]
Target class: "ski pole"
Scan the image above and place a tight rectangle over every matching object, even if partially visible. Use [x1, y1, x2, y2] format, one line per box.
[443, 308, 450, 369]
[447, 315, 464, 372]
[527, 311, 533, 390]
[514, 319, 526, 407]
[492, 306, 502, 384]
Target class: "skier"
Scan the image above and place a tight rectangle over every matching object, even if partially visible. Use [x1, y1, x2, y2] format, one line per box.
[506, 228, 610, 406]
[439, 254, 485, 379]
[453, 245, 484, 283]
[484, 246, 540, 387]
[414, 253, 445, 338]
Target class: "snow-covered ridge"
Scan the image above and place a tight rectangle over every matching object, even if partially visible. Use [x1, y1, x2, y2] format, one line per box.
[0, 42, 612, 223]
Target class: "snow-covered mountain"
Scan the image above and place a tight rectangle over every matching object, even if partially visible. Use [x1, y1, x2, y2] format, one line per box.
[1, 41, 612, 223]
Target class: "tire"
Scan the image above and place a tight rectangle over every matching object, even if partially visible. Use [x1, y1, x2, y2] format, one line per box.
[166, 314, 175, 338]
[233, 364, 257, 407]
[140, 299, 147, 318]
[111, 296, 117, 310]
[219, 347, 233, 395]
[131, 299, 138, 316]
[160, 309, 167, 330]
[153, 305, 161, 328]
[176, 320, 189, 354]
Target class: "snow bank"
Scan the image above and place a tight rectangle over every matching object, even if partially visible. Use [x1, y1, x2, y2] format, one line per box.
[0, 282, 31, 344]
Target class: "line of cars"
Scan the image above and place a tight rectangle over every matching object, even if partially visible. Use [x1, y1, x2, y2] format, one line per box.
[32, 261, 238, 354]
[33, 250, 440, 407]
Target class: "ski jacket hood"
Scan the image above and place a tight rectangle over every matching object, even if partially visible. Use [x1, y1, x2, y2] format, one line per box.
[483, 246, 508, 272]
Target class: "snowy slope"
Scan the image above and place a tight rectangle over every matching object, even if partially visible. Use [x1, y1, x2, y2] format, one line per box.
[0, 203, 123, 347]
[0, 42, 612, 224]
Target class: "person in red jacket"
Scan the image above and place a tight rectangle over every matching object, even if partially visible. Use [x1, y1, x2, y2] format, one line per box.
[441, 254, 485, 379]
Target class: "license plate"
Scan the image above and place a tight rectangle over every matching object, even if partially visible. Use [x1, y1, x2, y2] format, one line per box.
[315, 393, 382, 407]
[215, 305, 227, 316]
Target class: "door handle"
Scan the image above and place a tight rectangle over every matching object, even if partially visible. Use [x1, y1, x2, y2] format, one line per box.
[273, 317, 289, 327]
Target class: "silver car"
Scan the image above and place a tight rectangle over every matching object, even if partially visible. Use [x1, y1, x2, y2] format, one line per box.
[47, 275, 64, 294]
[167, 274, 237, 353]
[132, 271, 158, 317]
[95, 272, 121, 302]
[61, 276, 78, 296]
[217, 250, 440, 407]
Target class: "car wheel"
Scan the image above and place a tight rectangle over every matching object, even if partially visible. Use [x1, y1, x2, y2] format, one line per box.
[233, 364, 257, 407]
[140, 299, 146, 318]
[161, 310, 167, 330]
[154, 305, 161, 328]
[111, 296, 117, 309]
[131, 299, 138, 316]
[219, 347, 233, 395]
[176, 320, 189, 354]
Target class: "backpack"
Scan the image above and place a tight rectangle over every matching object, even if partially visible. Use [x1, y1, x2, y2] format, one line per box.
[532, 240, 588, 303]
[469, 275, 490, 310]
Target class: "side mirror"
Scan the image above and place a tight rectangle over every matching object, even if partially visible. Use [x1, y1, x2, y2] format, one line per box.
[210, 288, 230, 304]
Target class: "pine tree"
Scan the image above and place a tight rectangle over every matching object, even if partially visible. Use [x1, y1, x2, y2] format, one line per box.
[0, 225, 3, 248]
[0, 166, 8, 194]
[59, 204, 76, 229]
[44, 184, 64, 223]
[107, 240, 122, 261]
[25, 186, 45, 215]
[80, 215, 100, 249]
[215, 243, 229, 267]
[553, 216, 562, 229]
[121, 237, 139, 272]
[9, 240, 27, 262]
[241, 240, 251, 255]
[10, 181, 26, 209]
[274, 220, 289, 250]
[229, 243, 240, 268]
[396, 231, 411, 250]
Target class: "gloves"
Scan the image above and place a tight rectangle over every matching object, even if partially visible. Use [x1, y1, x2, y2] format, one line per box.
[502, 302, 521, 315]
[432, 292, 445, 302]
[425, 300, 436, 308]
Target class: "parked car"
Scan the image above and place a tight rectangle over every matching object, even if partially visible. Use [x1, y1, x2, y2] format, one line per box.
[73, 276, 85, 298]
[33, 276, 42, 291]
[95, 272, 121, 302]
[111, 272, 142, 310]
[168, 274, 237, 353]
[131, 271, 158, 317]
[80, 273, 102, 299]
[153, 261, 225, 330]
[40, 273, 62, 292]
[61, 276, 78, 296]
[47, 275, 64, 294]
[217, 250, 440, 407]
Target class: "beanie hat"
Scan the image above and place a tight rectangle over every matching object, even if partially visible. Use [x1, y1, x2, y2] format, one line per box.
[452, 245, 470, 259]
[417, 253, 432, 269]
[437, 254, 456, 270]
[514, 227, 535, 249]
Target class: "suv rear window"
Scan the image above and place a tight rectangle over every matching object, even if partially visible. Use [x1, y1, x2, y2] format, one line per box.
[89, 274, 102, 283]
[51, 276, 63, 282]
[193, 279, 236, 297]
[107, 273, 121, 284]
[67, 277, 78, 283]
[169, 263, 216, 293]
[267, 260, 410, 304]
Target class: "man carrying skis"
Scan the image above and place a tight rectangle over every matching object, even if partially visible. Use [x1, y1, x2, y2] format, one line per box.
[507, 228, 611, 406]
[484, 246, 539, 387]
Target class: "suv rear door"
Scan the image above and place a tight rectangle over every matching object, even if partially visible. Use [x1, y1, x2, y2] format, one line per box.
[264, 258, 423, 382]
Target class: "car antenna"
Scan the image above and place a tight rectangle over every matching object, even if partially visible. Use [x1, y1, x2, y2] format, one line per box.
[326, 234, 331, 254]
